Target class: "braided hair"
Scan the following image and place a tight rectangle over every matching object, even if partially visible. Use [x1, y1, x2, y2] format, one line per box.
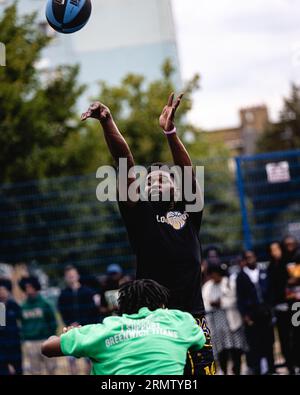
[118, 279, 170, 315]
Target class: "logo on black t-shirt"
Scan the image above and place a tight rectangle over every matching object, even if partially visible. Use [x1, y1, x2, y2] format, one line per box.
[156, 211, 189, 230]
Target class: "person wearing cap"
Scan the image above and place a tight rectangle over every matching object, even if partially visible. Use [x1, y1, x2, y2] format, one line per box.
[100, 264, 126, 318]
[0, 278, 22, 375]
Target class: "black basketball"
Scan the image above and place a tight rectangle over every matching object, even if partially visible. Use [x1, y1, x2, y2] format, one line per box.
[46, 0, 92, 34]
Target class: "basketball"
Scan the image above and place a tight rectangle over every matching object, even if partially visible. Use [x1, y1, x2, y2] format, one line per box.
[45, 0, 92, 34]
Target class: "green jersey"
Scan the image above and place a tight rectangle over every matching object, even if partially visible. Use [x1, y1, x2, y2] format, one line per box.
[21, 294, 57, 341]
[60, 307, 205, 375]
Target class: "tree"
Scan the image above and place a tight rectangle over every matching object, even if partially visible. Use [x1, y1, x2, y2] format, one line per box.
[0, 4, 112, 274]
[0, 3, 86, 183]
[0, 4, 242, 271]
[257, 84, 300, 152]
[87, 60, 200, 165]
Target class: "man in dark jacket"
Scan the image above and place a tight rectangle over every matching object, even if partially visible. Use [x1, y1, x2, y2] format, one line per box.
[281, 236, 300, 266]
[58, 266, 100, 327]
[267, 241, 294, 374]
[0, 279, 22, 375]
[286, 259, 300, 371]
[236, 251, 274, 375]
[58, 265, 100, 374]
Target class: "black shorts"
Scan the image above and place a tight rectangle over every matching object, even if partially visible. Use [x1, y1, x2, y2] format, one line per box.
[184, 315, 216, 375]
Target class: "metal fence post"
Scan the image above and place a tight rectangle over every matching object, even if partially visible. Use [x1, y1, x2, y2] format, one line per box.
[235, 157, 252, 250]
[0, 303, 6, 327]
[0, 42, 6, 67]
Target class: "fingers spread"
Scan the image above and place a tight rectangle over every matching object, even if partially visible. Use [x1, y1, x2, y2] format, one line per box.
[174, 93, 184, 111]
[167, 92, 174, 106]
[80, 112, 88, 121]
[81, 109, 92, 121]
[90, 102, 99, 111]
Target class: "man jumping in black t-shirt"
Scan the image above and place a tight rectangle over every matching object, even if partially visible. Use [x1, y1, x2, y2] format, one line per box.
[81, 93, 215, 375]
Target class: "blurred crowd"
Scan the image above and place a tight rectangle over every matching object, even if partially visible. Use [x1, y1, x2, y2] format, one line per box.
[0, 263, 133, 375]
[202, 236, 300, 375]
[0, 235, 299, 375]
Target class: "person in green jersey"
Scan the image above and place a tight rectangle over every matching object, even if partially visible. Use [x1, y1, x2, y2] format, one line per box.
[42, 279, 206, 375]
[19, 276, 58, 375]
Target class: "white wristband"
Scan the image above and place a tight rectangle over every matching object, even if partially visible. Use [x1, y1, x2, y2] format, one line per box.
[163, 126, 177, 135]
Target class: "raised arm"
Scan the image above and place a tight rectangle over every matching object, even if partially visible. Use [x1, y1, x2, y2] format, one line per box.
[81, 102, 135, 169]
[159, 94, 203, 215]
[159, 93, 192, 168]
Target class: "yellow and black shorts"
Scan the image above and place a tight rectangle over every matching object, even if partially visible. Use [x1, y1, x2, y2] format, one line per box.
[184, 315, 216, 375]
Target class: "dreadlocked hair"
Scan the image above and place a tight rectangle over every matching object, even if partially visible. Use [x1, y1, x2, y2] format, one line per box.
[118, 279, 170, 315]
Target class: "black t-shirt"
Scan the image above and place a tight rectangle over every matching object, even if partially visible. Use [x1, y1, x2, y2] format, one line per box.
[118, 200, 205, 315]
[267, 259, 289, 306]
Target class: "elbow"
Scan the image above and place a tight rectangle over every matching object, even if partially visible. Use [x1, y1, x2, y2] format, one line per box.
[41, 338, 55, 358]
[41, 340, 50, 357]
[41, 336, 62, 358]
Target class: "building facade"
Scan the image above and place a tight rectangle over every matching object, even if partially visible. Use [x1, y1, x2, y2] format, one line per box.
[204, 105, 270, 157]
[0, 0, 181, 103]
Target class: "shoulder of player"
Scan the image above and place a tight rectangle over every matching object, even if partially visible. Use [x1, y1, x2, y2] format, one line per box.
[102, 315, 124, 327]
[166, 309, 195, 322]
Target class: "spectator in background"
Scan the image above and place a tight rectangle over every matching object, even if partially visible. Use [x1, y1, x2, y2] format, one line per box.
[267, 241, 294, 374]
[202, 266, 247, 375]
[78, 267, 103, 301]
[19, 276, 57, 375]
[282, 238, 300, 372]
[282, 236, 300, 265]
[202, 246, 222, 284]
[58, 265, 100, 375]
[100, 264, 125, 318]
[236, 251, 275, 375]
[0, 279, 22, 375]
[58, 266, 100, 327]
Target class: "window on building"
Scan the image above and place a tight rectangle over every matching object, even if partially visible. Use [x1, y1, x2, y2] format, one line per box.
[245, 111, 254, 123]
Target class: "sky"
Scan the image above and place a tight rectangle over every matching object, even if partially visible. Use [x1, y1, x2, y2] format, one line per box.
[172, 0, 300, 130]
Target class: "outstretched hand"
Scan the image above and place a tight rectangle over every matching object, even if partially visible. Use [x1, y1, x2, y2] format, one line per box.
[81, 101, 111, 123]
[159, 93, 184, 132]
[62, 325, 82, 334]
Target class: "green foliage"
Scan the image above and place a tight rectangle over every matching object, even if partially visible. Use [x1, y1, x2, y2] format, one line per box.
[0, 4, 242, 271]
[0, 3, 86, 182]
[90, 59, 200, 165]
[89, 61, 242, 252]
[257, 84, 300, 152]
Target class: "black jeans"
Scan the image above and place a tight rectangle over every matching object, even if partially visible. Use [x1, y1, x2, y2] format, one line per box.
[218, 348, 243, 375]
[245, 319, 274, 375]
[275, 309, 294, 372]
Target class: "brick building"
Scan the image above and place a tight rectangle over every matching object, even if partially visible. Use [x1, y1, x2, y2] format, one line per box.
[204, 105, 270, 156]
